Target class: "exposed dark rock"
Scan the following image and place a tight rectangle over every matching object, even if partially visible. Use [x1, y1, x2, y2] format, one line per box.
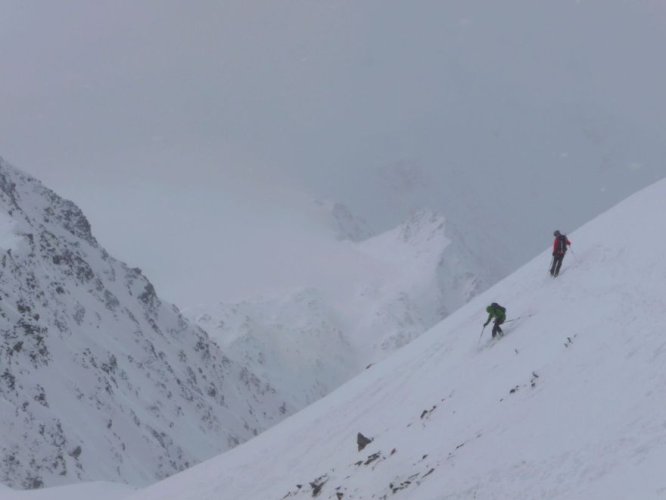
[364, 452, 382, 466]
[420, 405, 437, 420]
[309, 475, 328, 497]
[357, 432, 373, 451]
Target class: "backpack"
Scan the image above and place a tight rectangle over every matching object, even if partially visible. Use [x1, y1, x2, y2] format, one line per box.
[556, 234, 568, 254]
[490, 303, 505, 316]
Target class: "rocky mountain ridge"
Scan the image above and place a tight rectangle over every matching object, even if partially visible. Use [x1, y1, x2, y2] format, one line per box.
[0, 158, 290, 489]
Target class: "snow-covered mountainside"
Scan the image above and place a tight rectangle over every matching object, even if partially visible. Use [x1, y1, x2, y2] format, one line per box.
[117, 178, 666, 500]
[353, 209, 501, 354]
[190, 209, 501, 415]
[192, 289, 355, 410]
[0, 158, 290, 489]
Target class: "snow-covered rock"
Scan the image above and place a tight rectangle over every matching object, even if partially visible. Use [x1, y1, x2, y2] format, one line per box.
[0, 158, 290, 489]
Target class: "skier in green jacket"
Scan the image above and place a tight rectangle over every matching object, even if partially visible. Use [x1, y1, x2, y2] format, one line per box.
[483, 302, 506, 338]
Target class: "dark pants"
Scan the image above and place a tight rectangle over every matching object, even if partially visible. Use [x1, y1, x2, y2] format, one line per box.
[492, 319, 504, 338]
[550, 253, 565, 276]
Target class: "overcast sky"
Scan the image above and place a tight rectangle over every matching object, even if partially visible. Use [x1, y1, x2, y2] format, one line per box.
[1, 0, 665, 306]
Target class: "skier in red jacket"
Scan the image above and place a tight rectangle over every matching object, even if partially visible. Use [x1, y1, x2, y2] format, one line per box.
[550, 230, 571, 277]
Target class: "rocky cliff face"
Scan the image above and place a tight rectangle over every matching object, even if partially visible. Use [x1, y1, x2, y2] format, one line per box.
[0, 158, 290, 489]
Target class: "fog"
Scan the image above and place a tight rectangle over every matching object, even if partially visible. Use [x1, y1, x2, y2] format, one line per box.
[1, 0, 664, 305]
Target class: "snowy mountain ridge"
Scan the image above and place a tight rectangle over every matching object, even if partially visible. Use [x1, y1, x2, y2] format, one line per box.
[0, 158, 291, 489]
[114, 177, 666, 500]
[189, 208, 504, 424]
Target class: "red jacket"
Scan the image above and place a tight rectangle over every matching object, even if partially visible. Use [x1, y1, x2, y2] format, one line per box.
[553, 235, 571, 256]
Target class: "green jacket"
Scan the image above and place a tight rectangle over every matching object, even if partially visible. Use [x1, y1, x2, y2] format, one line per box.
[484, 304, 506, 325]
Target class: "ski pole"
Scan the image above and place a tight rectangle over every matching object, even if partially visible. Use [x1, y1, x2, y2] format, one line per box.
[478, 326, 486, 344]
[504, 313, 535, 324]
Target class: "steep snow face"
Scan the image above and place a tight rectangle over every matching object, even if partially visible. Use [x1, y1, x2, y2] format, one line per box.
[190, 209, 501, 415]
[123, 178, 666, 500]
[0, 158, 290, 489]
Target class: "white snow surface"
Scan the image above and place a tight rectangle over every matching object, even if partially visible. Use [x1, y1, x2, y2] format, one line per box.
[0, 482, 133, 500]
[0, 212, 21, 252]
[78, 177, 666, 499]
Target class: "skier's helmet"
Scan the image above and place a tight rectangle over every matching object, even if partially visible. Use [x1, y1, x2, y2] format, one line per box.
[554, 230, 561, 237]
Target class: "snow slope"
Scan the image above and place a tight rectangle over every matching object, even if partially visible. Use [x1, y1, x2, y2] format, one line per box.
[189, 210, 501, 410]
[0, 482, 133, 500]
[109, 177, 666, 499]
